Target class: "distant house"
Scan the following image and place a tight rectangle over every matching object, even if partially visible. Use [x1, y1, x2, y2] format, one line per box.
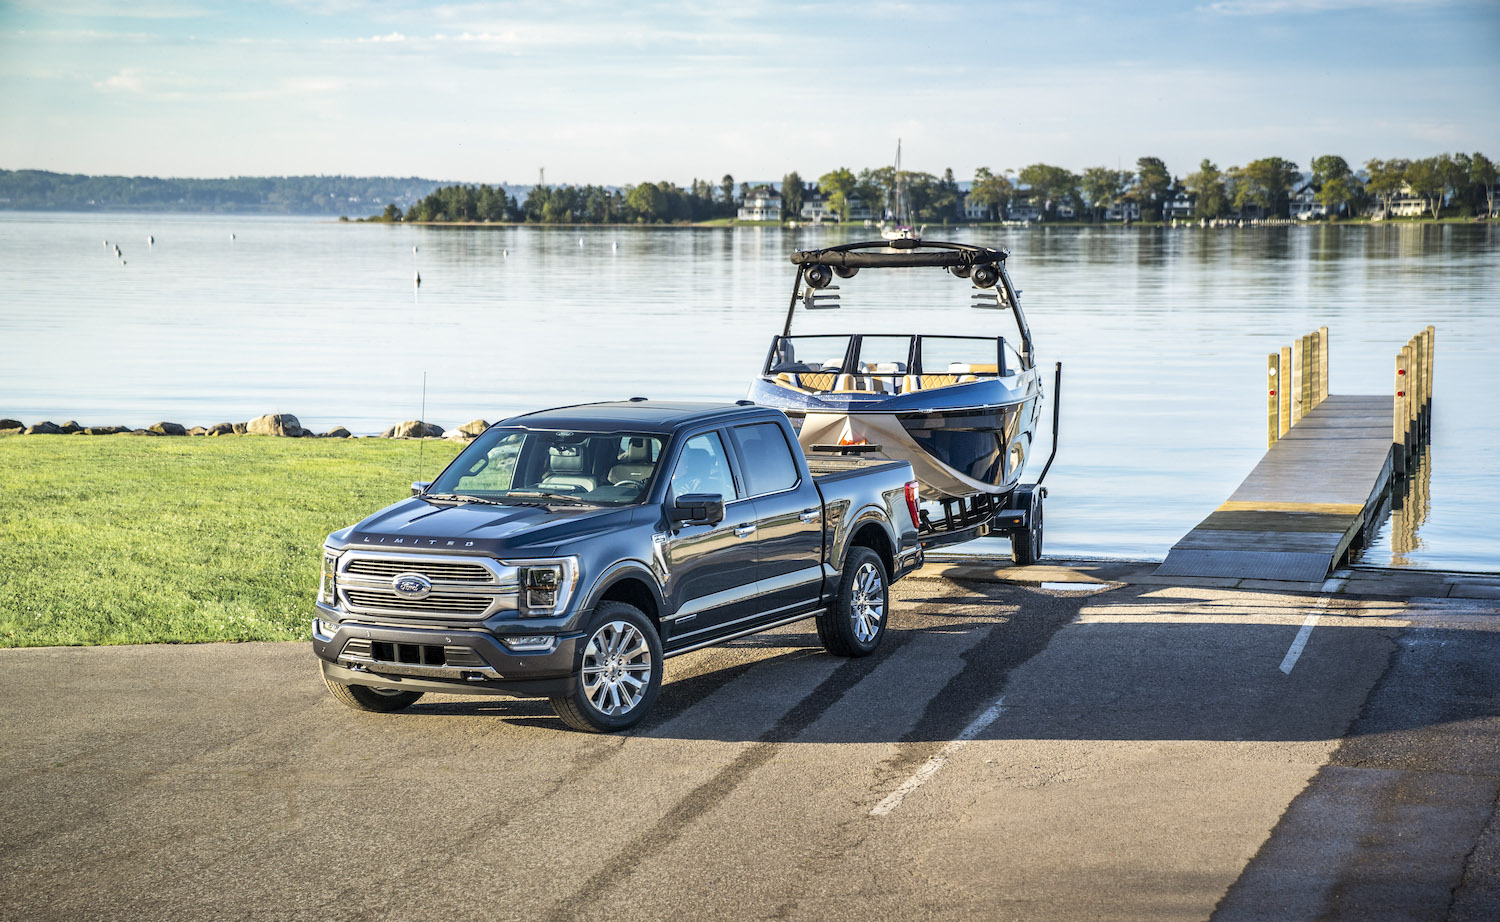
[737, 186, 781, 221]
[799, 191, 837, 223]
[1104, 199, 1141, 222]
[1391, 183, 1428, 217]
[1290, 180, 1326, 219]
[1163, 186, 1196, 219]
[961, 193, 990, 221]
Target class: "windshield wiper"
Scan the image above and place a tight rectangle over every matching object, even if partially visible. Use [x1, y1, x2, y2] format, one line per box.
[421, 492, 509, 506]
[498, 490, 593, 505]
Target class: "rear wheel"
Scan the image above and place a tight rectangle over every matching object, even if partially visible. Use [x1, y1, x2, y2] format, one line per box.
[550, 602, 663, 733]
[324, 676, 424, 713]
[1011, 494, 1044, 566]
[817, 546, 888, 657]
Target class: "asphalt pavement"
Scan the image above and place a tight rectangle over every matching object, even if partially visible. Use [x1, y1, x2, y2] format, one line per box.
[2, 561, 1496, 921]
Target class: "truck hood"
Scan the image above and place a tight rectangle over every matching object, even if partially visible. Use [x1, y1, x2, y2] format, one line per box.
[339, 497, 639, 557]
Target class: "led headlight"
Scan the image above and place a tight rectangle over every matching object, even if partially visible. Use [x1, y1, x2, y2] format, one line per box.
[515, 558, 577, 617]
[318, 550, 339, 606]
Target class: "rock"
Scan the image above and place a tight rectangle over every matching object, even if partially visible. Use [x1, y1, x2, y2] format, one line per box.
[59, 420, 83, 434]
[321, 426, 352, 439]
[128, 429, 161, 436]
[0, 427, 23, 436]
[24, 421, 61, 435]
[0, 418, 22, 430]
[81, 426, 128, 435]
[458, 419, 491, 438]
[204, 422, 235, 436]
[381, 420, 444, 439]
[246, 414, 303, 437]
[148, 421, 187, 436]
[231, 422, 248, 435]
[187, 426, 208, 436]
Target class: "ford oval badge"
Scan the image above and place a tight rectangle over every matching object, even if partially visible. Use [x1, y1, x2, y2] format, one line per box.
[392, 573, 433, 600]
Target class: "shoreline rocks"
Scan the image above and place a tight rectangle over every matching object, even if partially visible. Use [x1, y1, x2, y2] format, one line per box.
[1, 413, 484, 440]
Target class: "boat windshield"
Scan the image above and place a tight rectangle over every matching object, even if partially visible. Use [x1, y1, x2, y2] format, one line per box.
[764, 334, 1019, 396]
[429, 427, 665, 506]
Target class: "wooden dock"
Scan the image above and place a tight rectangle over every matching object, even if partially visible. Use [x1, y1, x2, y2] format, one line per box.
[1156, 328, 1433, 584]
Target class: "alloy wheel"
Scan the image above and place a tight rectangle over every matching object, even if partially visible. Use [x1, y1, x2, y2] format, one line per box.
[850, 561, 885, 644]
[581, 620, 653, 716]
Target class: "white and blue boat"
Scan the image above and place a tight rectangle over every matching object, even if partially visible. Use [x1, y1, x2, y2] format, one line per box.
[746, 239, 1047, 511]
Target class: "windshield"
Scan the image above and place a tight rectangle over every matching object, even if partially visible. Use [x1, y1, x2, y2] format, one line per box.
[428, 428, 665, 506]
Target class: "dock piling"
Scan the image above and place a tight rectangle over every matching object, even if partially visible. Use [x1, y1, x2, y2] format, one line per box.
[1267, 353, 1280, 448]
[1318, 325, 1329, 401]
[1279, 346, 1292, 436]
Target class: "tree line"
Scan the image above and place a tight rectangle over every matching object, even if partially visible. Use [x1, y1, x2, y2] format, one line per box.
[0, 169, 442, 214]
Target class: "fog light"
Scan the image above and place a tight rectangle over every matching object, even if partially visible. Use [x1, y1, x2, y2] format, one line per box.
[502, 635, 557, 652]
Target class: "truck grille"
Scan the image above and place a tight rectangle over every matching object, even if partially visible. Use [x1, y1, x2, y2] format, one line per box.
[336, 551, 518, 620]
[343, 589, 493, 617]
[344, 558, 492, 582]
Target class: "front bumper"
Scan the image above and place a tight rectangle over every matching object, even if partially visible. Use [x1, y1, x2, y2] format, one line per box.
[311, 613, 583, 699]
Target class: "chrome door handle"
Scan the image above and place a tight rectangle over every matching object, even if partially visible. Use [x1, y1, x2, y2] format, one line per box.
[734, 524, 756, 538]
[798, 509, 819, 523]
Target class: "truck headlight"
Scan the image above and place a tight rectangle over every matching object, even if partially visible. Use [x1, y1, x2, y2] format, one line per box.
[515, 558, 578, 617]
[318, 551, 339, 606]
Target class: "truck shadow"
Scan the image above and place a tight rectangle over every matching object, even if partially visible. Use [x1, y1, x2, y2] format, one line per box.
[405, 582, 1495, 746]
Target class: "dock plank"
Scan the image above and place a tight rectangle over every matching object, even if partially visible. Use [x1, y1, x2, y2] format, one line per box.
[1156, 393, 1396, 582]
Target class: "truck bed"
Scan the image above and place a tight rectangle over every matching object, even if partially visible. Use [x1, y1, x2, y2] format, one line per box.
[806, 456, 910, 485]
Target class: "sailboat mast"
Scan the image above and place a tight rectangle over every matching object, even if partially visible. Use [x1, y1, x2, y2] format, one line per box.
[894, 139, 904, 223]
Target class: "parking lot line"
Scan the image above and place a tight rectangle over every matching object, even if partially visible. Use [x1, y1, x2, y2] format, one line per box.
[870, 696, 1006, 817]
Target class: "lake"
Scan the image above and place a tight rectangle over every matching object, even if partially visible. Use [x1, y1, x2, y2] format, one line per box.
[2, 212, 1496, 571]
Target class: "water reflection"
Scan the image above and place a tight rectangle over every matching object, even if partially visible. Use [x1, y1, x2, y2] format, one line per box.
[0, 214, 1495, 571]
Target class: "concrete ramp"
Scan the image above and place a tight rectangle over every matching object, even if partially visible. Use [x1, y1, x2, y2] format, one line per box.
[1157, 396, 1394, 583]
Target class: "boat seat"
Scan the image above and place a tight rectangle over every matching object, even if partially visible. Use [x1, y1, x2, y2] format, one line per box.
[607, 438, 656, 485]
[947, 363, 999, 376]
[797, 372, 837, 391]
[833, 374, 887, 394]
[540, 448, 597, 493]
[917, 374, 962, 389]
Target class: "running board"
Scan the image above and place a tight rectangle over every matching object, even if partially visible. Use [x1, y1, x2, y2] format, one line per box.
[663, 609, 824, 658]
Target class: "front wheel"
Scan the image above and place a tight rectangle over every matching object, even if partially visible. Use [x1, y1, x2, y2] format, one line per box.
[550, 602, 663, 733]
[817, 546, 889, 657]
[324, 675, 424, 713]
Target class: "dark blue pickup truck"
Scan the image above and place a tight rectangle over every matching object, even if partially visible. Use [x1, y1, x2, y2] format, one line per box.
[312, 401, 923, 731]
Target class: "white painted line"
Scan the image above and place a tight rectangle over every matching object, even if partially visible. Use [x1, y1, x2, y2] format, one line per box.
[1280, 612, 1322, 674]
[871, 697, 1005, 817]
[1280, 594, 1338, 675]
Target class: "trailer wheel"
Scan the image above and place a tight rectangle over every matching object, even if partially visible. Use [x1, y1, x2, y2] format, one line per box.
[817, 546, 888, 657]
[1011, 493, 1043, 566]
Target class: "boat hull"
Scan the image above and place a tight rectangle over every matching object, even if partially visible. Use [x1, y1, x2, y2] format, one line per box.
[748, 375, 1042, 500]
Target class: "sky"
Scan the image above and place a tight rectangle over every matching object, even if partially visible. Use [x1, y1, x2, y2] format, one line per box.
[1, 0, 1497, 184]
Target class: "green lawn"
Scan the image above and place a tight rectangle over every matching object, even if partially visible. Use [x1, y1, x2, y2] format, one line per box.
[0, 434, 464, 647]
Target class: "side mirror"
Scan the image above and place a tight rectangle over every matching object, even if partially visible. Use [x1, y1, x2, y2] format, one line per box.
[412, 481, 431, 496]
[670, 493, 725, 526]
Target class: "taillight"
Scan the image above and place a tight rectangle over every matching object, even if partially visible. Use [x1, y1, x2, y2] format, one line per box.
[904, 481, 921, 529]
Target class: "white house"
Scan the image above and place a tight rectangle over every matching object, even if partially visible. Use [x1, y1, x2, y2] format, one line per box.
[1163, 187, 1196, 219]
[1290, 180, 1327, 219]
[737, 186, 781, 221]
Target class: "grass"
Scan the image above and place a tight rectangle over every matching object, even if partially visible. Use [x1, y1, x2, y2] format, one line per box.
[0, 434, 464, 648]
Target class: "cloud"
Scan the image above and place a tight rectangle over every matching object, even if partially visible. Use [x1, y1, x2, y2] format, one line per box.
[8, 0, 210, 18]
[96, 68, 149, 92]
[1203, 0, 1438, 14]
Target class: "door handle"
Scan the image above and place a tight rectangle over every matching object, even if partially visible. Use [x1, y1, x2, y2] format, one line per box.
[798, 509, 819, 523]
[734, 524, 756, 538]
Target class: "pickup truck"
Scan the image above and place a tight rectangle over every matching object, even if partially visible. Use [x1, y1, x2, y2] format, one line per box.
[312, 400, 924, 731]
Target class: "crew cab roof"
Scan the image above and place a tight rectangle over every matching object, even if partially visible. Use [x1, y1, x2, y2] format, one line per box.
[505, 400, 774, 434]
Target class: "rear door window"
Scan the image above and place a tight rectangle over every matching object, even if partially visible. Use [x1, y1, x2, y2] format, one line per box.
[729, 423, 800, 496]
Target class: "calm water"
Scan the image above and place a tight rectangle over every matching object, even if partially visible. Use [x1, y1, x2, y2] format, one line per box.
[2, 213, 1496, 571]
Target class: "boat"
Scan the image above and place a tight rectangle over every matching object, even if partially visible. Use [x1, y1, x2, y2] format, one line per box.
[879, 139, 921, 242]
[746, 238, 1057, 548]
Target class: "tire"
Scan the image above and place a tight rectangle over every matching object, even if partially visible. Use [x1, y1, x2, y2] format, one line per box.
[817, 546, 889, 657]
[550, 602, 663, 733]
[324, 675, 424, 713]
[1011, 494, 1043, 566]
